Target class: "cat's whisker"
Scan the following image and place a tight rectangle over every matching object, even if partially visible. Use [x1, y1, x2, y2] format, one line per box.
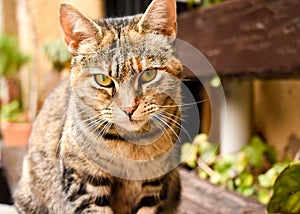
[79, 114, 105, 125]
[156, 112, 193, 144]
[84, 116, 107, 129]
[84, 122, 112, 156]
[77, 125, 108, 157]
[71, 105, 109, 145]
[157, 99, 206, 108]
[156, 112, 183, 131]
[151, 117, 173, 149]
[158, 109, 187, 123]
[73, 104, 111, 128]
[92, 121, 112, 142]
[80, 117, 109, 141]
[152, 114, 180, 144]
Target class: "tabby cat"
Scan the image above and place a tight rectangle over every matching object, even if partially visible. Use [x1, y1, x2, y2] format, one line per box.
[14, 0, 183, 213]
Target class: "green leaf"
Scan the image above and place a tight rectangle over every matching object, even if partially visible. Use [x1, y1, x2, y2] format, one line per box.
[235, 172, 254, 197]
[267, 162, 300, 213]
[237, 186, 255, 197]
[214, 153, 247, 175]
[0, 34, 30, 77]
[237, 171, 254, 187]
[193, 133, 208, 145]
[210, 75, 221, 88]
[233, 152, 248, 172]
[198, 142, 218, 165]
[258, 162, 289, 188]
[259, 168, 277, 188]
[243, 135, 267, 168]
[42, 39, 71, 72]
[258, 188, 272, 205]
[0, 100, 23, 121]
[212, 155, 239, 185]
[181, 142, 198, 169]
[213, 154, 236, 174]
[202, 0, 212, 7]
[209, 171, 222, 184]
[227, 180, 235, 191]
[198, 169, 208, 179]
[265, 146, 277, 164]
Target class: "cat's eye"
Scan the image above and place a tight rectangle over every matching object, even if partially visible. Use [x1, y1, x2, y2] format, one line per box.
[140, 69, 157, 83]
[94, 74, 114, 87]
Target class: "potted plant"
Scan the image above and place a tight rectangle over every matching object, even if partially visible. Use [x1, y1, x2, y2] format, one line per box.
[42, 38, 71, 73]
[0, 34, 31, 147]
[40, 38, 71, 100]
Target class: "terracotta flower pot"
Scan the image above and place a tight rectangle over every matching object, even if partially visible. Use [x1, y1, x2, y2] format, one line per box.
[0, 122, 32, 147]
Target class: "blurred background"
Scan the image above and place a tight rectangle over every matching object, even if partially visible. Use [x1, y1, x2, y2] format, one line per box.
[0, 0, 300, 211]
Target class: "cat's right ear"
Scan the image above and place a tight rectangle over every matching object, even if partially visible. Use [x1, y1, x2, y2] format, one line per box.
[137, 0, 177, 38]
[59, 4, 101, 55]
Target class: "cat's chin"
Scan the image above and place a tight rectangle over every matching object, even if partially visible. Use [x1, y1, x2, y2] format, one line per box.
[115, 119, 147, 131]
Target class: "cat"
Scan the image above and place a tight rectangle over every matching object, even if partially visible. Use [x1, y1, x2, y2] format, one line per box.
[14, 0, 183, 213]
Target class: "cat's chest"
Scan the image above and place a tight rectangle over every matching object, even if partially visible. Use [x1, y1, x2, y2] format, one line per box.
[111, 179, 142, 214]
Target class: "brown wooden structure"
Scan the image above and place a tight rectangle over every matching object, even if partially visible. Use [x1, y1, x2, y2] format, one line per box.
[178, 0, 300, 79]
[178, 169, 265, 214]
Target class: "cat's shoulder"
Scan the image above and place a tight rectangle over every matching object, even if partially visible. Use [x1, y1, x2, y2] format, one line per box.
[31, 78, 70, 135]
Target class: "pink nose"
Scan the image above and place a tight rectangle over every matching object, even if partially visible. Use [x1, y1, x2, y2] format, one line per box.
[123, 106, 137, 118]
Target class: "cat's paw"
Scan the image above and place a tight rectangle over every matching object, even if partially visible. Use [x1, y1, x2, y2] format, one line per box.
[136, 207, 157, 214]
[81, 205, 114, 214]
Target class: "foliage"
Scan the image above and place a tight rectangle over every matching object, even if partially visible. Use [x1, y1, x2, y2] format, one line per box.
[0, 34, 30, 122]
[187, 0, 224, 8]
[181, 134, 291, 204]
[0, 100, 24, 122]
[267, 161, 300, 213]
[0, 34, 30, 77]
[42, 39, 72, 72]
[201, 0, 223, 8]
[210, 75, 222, 88]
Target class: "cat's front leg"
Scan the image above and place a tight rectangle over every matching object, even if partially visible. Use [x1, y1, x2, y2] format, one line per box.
[134, 170, 181, 214]
[77, 205, 114, 214]
[70, 196, 114, 214]
[61, 166, 114, 213]
[133, 177, 168, 214]
[134, 193, 164, 214]
[136, 207, 158, 214]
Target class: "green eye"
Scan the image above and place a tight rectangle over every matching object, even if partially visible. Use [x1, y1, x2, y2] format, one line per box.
[94, 74, 114, 87]
[140, 69, 157, 83]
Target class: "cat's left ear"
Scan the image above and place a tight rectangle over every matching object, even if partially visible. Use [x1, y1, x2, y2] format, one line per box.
[59, 4, 107, 55]
[137, 0, 177, 38]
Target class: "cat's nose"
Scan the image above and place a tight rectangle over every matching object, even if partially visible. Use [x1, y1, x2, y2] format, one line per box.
[123, 106, 137, 119]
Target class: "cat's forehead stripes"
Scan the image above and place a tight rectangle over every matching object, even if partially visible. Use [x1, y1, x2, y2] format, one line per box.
[101, 16, 137, 29]
[64, 1, 179, 82]
[81, 30, 175, 81]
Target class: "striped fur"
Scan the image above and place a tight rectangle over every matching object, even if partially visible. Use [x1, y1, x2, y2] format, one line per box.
[14, 0, 182, 213]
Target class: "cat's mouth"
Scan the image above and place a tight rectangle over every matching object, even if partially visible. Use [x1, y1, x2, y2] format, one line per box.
[115, 118, 148, 131]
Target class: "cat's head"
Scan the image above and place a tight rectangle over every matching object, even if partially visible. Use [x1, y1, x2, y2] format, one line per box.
[60, 0, 182, 137]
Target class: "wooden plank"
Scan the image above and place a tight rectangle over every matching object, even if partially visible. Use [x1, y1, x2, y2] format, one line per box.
[178, 0, 300, 78]
[178, 169, 266, 214]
